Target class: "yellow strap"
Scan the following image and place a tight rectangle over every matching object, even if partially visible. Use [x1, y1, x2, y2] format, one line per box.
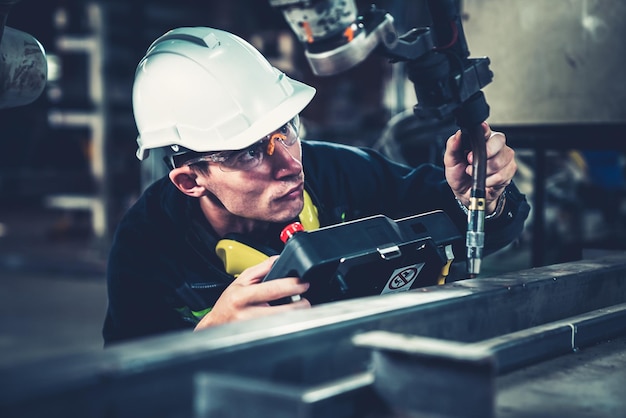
[437, 259, 454, 285]
[437, 244, 456, 285]
[299, 189, 320, 230]
[215, 239, 271, 277]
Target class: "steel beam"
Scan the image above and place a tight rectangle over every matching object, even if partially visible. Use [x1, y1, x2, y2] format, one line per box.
[1, 251, 625, 418]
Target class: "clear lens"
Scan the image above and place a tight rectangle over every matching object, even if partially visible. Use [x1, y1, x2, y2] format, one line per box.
[219, 142, 267, 171]
[218, 116, 300, 172]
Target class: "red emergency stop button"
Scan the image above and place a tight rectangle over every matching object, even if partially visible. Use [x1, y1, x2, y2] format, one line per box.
[280, 222, 304, 243]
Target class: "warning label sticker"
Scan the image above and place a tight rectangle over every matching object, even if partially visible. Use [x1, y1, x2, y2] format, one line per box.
[381, 263, 425, 295]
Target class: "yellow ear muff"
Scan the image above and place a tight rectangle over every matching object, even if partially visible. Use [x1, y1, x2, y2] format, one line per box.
[215, 239, 271, 277]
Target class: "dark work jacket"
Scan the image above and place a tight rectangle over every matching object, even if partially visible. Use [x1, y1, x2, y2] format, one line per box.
[103, 140, 530, 345]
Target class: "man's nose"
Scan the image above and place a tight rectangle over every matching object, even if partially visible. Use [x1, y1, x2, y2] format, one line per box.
[270, 140, 301, 175]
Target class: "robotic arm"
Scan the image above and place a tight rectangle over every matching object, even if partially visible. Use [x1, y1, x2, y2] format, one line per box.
[0, 0, 47, 109]
[268, 0, 397, 76]
[270, 0, 492, 276]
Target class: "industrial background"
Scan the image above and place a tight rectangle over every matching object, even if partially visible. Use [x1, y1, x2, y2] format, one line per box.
[0, 0, 625, 416]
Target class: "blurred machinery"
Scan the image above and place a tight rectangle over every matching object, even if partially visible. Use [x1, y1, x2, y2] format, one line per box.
[0, 0, 47, 109]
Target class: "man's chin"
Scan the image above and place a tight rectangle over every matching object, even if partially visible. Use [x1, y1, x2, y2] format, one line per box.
[271, 200, 304, 223]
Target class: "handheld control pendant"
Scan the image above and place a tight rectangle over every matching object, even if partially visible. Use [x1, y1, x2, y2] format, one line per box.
[263, 211, 463, 306]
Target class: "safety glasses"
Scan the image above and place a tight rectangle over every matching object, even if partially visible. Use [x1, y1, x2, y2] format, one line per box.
[168, 115, 300, 172]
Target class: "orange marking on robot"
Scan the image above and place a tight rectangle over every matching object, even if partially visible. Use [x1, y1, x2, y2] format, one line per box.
[302, 21, 314, 43]
[344, 26, 355, 42]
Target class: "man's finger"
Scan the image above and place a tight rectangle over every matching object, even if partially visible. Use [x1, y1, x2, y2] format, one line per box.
[246, 277, 310, 305]
[485, 131, 506, 158]
[444, 130, 468, 167]
[233, 256, 278, 285]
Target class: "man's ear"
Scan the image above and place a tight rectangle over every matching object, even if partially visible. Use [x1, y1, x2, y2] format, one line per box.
[169, 166, 206, 197]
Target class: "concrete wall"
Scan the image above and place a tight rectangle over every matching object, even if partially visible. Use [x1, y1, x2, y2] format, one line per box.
[389, 0, 626, 124]
[462, 0, 626, 124]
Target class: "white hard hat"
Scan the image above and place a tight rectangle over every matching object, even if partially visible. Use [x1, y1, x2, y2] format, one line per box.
[133, 27, 316, 160]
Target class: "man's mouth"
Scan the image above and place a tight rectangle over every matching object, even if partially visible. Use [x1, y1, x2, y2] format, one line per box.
[278, 182, 304, 201]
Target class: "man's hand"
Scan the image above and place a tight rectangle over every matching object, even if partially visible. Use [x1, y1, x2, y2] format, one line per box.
[443, 122, 517, 214]
[194, 256, 311, 331]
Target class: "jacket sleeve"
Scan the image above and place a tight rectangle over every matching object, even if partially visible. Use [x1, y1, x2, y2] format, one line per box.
[302, 140, 530, 257]
[102, 210, 191, 346]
